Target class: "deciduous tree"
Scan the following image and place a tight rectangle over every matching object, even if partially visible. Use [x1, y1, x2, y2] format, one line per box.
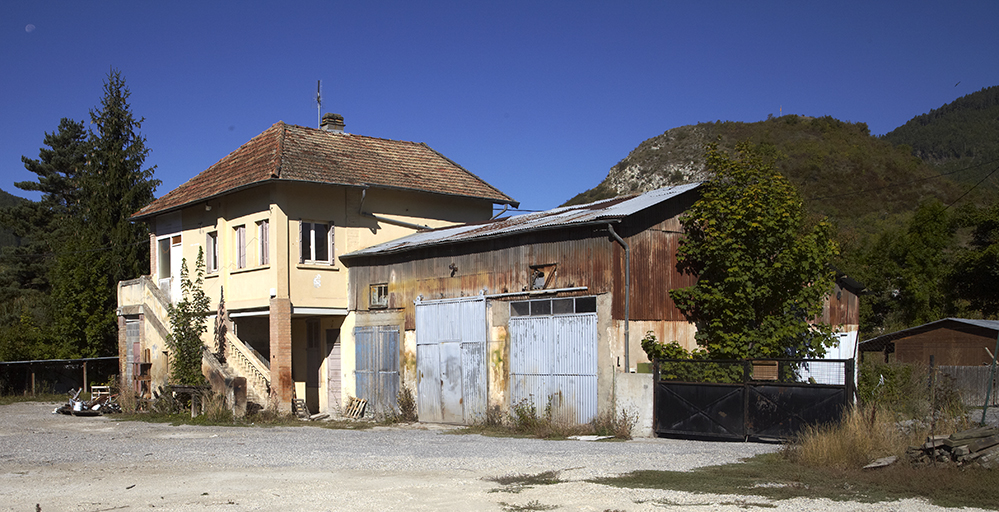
[166, 248, 210, 386]
[669, 142, 838, 359]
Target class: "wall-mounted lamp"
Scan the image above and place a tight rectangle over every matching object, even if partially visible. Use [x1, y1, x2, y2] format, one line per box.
[205, 203, 212, 211]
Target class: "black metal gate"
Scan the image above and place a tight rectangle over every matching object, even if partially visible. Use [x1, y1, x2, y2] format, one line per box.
[653, 358, 854, 441]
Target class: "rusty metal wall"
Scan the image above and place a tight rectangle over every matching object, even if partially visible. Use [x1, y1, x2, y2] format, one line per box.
[818, 284, 860, 329]
[347, 216, 692, 330]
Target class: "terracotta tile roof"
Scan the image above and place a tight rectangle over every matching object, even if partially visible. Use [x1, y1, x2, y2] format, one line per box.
[132, 121, 517, 219]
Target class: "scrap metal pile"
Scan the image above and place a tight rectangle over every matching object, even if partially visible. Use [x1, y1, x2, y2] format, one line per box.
[53, 388, 122, 416]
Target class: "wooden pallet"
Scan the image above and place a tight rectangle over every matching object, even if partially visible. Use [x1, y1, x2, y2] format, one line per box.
[292, 398, 310, 418]
[343, 396, 367, 419]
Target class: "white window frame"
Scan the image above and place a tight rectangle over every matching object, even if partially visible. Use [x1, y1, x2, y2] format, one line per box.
[257, 219, 269, 266]
[369, 283, 388, 309]
[206, 231, 219, 273]
[300, 221, 334, 265]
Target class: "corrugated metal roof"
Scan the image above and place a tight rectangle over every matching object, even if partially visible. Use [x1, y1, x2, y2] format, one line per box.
[859, 317, 999, 351]
[341, 183, 701, 260]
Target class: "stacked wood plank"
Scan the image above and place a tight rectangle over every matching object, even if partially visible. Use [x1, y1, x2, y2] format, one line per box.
[906, 426, 999, 467]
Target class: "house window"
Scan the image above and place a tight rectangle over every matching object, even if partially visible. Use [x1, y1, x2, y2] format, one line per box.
[369, 283, 388, 309]
[157, 237, 171, 280]
[234, 225, 246, 269]
[206, 231, 218, 273]
[257, 219, 269, 266]
[300, 221, 333, 265]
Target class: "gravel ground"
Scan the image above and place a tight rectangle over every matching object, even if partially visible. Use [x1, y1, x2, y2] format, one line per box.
[0, 401, 987, 511]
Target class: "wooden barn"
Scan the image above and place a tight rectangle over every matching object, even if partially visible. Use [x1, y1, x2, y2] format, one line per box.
[859, 318, 999, 366]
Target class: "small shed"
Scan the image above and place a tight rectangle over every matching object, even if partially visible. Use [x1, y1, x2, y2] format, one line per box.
[859, 318, 999, 366]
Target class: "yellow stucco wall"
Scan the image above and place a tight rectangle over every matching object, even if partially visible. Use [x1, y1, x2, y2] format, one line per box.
[137, 181, 498, 413]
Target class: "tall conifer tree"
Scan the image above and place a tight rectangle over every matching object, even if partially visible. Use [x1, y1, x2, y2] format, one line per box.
[53, 69, 159, 357]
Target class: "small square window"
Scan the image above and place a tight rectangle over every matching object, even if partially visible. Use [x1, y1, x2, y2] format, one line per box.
[510, 301, 530, 317]
[369, 283, 388, 309]
[553, 298, 574, 315]
[575, 296, 597, 313]
[530, 300, 551, 316]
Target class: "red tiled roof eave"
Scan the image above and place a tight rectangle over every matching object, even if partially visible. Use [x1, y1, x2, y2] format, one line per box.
[132, 122, 517, 220]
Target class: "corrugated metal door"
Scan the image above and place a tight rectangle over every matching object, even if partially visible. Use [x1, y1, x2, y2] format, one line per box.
[353, 325, 399, 415]
[415, 296, 487, 424]
[510, 313, 598, 424]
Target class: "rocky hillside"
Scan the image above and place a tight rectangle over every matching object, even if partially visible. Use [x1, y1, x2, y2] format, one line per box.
[562, 115, 963, 236]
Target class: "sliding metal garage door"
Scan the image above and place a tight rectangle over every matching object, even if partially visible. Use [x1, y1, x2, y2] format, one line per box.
[509, 296, 598, 424]
[415, 296, 487, 424]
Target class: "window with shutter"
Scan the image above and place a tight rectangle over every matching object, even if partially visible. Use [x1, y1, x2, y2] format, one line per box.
[206, 231, 218, 273]
[257, 219, 269, 266]
[235, 225, 246, 269]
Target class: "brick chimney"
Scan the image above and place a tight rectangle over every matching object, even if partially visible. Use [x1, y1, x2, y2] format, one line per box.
[320, 113, 345, 133]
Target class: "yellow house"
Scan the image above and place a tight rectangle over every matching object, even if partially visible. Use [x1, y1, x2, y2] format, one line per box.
[117, 114, 517, 414]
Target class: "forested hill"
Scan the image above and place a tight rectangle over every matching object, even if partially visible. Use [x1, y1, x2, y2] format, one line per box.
[882, 86, 999, 192]
[562, 115, 962, 237]
[0, 188, 24, 248]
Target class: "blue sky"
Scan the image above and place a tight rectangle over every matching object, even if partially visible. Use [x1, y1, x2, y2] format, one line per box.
[3, 1, 998, 212]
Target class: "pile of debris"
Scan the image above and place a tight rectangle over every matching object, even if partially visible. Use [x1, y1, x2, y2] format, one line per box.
[53, 388, 122, 416]
[906, 426, 999, 468]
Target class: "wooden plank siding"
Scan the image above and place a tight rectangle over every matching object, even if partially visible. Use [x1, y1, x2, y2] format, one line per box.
[895, 326, 997, 366]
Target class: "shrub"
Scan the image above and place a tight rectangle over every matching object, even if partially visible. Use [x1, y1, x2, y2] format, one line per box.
[397, 386, 418, 422]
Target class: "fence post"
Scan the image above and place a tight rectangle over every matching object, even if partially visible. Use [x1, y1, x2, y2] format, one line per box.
[83, 361, 88, 395]
[981, 331, 999, 426]
[845, 358, 855, 405]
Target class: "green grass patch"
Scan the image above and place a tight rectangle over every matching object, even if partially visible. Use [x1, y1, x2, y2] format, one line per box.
[485, 470, 564, 495]
[591, 452, 999, 510]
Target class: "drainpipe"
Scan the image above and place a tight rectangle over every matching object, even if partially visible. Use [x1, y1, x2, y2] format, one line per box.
[491, 204, 509, 220]
[608, 224, 630, 372]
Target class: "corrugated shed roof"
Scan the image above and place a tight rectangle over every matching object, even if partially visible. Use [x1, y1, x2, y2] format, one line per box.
[859, 318, 999, 352]
[133, 121, 517, 219]
[340, 182, 701, 260]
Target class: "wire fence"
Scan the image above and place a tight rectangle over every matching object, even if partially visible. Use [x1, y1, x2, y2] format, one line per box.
[0, 357, 119, 395]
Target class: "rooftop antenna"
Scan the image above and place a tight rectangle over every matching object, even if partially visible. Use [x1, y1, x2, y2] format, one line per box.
[316, 80, 322, 128]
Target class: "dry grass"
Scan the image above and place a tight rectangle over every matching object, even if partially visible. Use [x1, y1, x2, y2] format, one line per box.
[783, 405, 914, 468]
[453, 398, 636, 440]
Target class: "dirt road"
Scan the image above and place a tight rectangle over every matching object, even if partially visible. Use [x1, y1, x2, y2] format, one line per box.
[0, 401, 978, 511]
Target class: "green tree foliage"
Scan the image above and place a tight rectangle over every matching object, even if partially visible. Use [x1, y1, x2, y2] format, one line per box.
[0, 119, 87, 293]
[883, 86, 999, 198]
[52, 69, 159, 358]
[669, 142, 838, 359]
[0, 119, 88, 361]
[167, 248, 210, 386]
[0, 189, 26, 248]
[847, 201, 957, 337]
[951, 203, 999, 318]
